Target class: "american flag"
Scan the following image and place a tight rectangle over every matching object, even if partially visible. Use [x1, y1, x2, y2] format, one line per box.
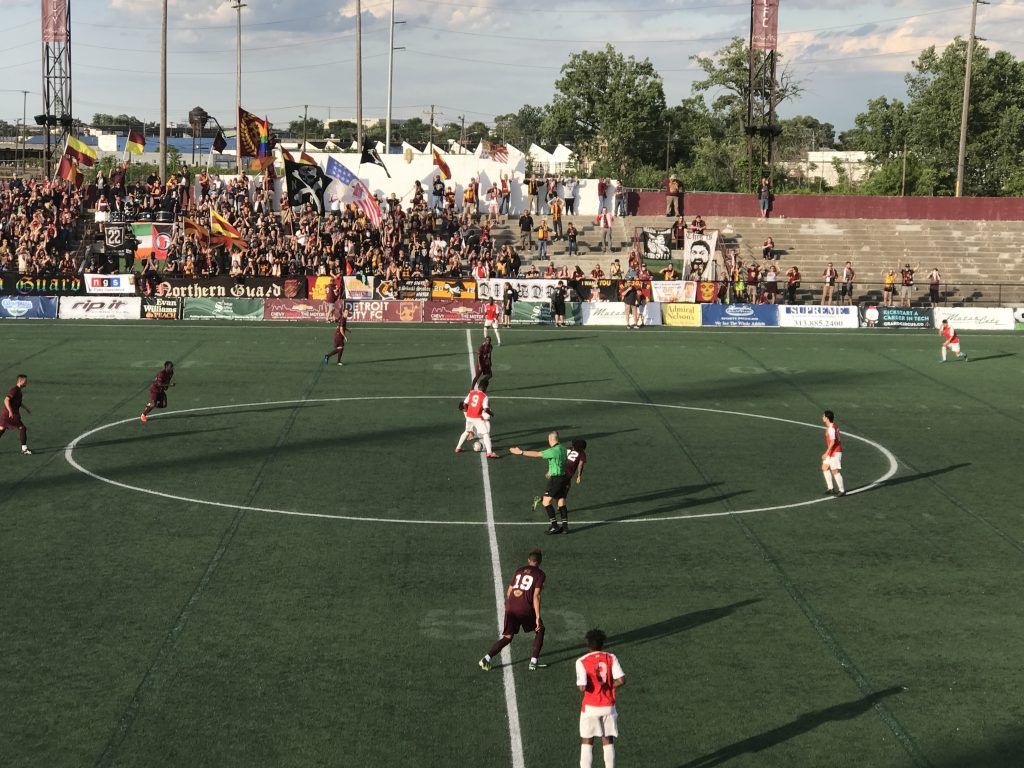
[483, 141, 509, 164]
[326, 157, 382, 229]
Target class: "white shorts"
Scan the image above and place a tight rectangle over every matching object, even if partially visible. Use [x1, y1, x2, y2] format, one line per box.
[580, 708, 618, 739]
[823, 452, 842, 471]
[947, 342, 960, 353]
[484, 319, 500, 331]
[465, 417, 490, 436]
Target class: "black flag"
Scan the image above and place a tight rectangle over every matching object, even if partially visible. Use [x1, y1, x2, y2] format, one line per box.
[212, 130, 227, 153]
[284, 160, 333, 216]
[360, 141, 391, 177]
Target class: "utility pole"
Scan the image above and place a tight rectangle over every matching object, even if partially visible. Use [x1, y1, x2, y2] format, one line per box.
[19, 90, 28, 176]
[159, 0, 168, 182]
[384, 0, 405, 154]
[302, 104, 308, 150]
[355, 0, 363, 152]
[428, 104, 435, 151]
[955, 0, 986, 197]
[458, 114, 465, 153]
[664, 128, 671, 174]
[232, 0, 246, 176]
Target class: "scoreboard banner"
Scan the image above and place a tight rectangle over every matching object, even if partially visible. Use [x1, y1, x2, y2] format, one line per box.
[777, 305, 857, 328]
[84, 273, 137, 295]
[59, 296, 141, 320]
[141, 296, 184, 320]
[0, 296, 58, 319]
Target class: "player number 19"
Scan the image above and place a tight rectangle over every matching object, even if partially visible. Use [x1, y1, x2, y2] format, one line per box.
[511, 573, 534, 591]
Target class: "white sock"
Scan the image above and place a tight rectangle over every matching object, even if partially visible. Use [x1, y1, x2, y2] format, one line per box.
[580, 744, 593, 768]
[603, 743, 615, 768]
[530, 656, 538, 665]
[823, 470, 834, 490]
[942, 347, 948, 360]
[456, 432, 470, 450]
[834, 473, 845, 493]
[483, 654, 491, 663]
[493, 327, 501, 344]
[482, 434, 493, 454]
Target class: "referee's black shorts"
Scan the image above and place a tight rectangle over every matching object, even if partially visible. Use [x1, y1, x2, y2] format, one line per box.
[544, 475, 570, 499]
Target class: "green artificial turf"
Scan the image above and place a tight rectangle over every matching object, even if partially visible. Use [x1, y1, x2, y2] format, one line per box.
[1, 321, 1022, 767]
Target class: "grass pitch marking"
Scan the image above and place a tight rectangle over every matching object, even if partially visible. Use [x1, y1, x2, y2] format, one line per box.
[64, 396, 898, 525]
[465, 329, 526, 768]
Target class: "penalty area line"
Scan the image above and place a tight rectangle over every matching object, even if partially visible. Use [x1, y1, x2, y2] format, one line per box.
[465, 329, 525, 768]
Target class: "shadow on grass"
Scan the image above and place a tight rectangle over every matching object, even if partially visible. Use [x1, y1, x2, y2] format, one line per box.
[508, 335, 582, 345]
[873, 463, 971, 490]
[575, 483, 725, 513]
[676, 686, 905, 768]
[348, 350, 465, 365]
[523, 599, 762, 669]
[77, 427, 230, 450]
[575, 489, 752, 532]
[166, 403, 331, 420]
[497, 378, 612, 392]
[494, 425, 578, 442]
[964, 352, 1016, 363]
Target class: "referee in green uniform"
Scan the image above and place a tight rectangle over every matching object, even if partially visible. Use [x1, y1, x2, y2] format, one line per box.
[510, 431, 569, 535]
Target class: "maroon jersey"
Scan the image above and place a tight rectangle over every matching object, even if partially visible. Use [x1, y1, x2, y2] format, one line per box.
[334, 318, 348, 346]
[506, 565, 545, 615]
[477, 344, 492, 371]
[566, 446, 587, 477]
[152, 369, 173, 392]
[5, 386, 23, 414]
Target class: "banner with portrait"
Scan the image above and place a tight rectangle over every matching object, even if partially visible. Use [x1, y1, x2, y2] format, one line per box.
[649, 281, 696, 304]
[681, 230, 719, 281]
[569, 278, 619, 302]
[641, 227, 673, 260]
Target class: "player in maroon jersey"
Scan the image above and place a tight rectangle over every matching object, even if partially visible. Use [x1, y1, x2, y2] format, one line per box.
[140, 362, 174, 423]
[479, 549, 547, 672]
[0, 374, 32, 454]
[323, 308, 351, 366]
[554, 439, 587, 534]
[471, 335, 493, 388]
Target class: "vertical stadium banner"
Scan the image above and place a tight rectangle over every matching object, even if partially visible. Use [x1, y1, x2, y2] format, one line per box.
[42, 0, 69, 42]
[182, 298, 264, 320]
[141, 296, 184, 320]
[343, 300, 425, 323]
[778, 305, 857, 328]
[681, 230, 718, 281]
[511, 301, 582, 326]
[859, 306, 933, 329]
[642, 228, 673, 260]
[0, 296, 59, 319]
[571, 279, 620, 302]
[342, 275, 374, 301]
[751, 0, 780, 50]
[702, 304, 778, 327]
[84, 273, 137, 295]
[650, 281, 696, 304]
[662, 303, 702, 327]
[0, 272, 84, 296]
[431, 278, 477, 300]
[58, 297, 142, 320]
[933, 307, 1014, 331]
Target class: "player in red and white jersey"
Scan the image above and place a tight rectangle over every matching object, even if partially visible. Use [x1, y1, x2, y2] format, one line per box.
[141, 362, 175, 423]
[553, 439, 587, 534]
[821, 410, 845, 497]
[939, 319, 969, 363]
[575, 628, 625, 768]
[483, 298, 502, 345]
[479, 549, 547, 672]
[455, 379, 497, 458]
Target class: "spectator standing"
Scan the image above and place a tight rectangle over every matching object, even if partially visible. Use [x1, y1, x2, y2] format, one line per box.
[882, 267, 897, 307]
[432, 175, 445, 211]
[673, 215, 687, 249]
[821, 262, 838, 305]
[928, 267, 942, 307]
[758, 176, 772, 218]
[663, 174, 681, 217]
[566, 223, 578, 256]
[537, 220, 551, 261]
[840, 261, 856, 305]
[899, 263, 919, 307]
[786, 265, 802, 304]
[550, 197, 565, 241]
[526, 173, 541, 215]
[597, 178, 609, 211]
[500, 174, 511, 217]
[563, 176, 578, 215]
[613, 182, 626, 218]
[595, 208, 614, 253]
[519, 211, 535, 252]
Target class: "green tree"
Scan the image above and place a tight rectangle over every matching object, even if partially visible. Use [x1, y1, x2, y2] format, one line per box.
[91, 113, 146, 129]
[543, 45, 667, 172]
[494, 104, 550, 148]
[289, 116, 328, 140]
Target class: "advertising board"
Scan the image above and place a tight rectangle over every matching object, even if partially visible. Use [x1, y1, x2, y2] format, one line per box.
[154, 277, 304, 299]
[83, 273, 137, 295]
[344, 300, 424, 323]
[264, 299, 335, 322]
[702, 304, 778, 327]
[778, 305, 857, 328]
[510, 302, 581, 326]
[933, 307, 1014, 331]
[859, 306, 933, 328]
[141, 296, 184, 320]
[59, 296, 141, 320]
[662, 303, 702, 327]
[425, 301, 486, 323]
[182, 298, 264, 320]
[0, 296, 58, 319]
[650, 281, 696, 303]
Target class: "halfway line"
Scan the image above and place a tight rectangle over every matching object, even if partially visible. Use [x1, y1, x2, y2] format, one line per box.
[465, 329, 525, 768]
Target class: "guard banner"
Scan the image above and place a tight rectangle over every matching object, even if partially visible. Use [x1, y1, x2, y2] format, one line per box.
[182, 298, 264, 320]
[59, 296, 141, 320]
[650, 281, 696, 303]
[425, 300, 486, 323]
[344, 300, 424, 323]
[0, 296, 58, 319]
[477, 278, 566, 302]
[264, 299, 334, 322]
[0, 272, 85, 296]
[933, 307, 1014, 330]
[778, 305, 857, 328]
[662, 303, 702, 327]
[511, 301, 581, 326]
[859, 306, 933, 328]
[431, 278, 477, 300]
[154, 276, 303, 299]
[702, 304, 778, 327]
[141, 296, 184, 320]
[84, 273, 137, 295]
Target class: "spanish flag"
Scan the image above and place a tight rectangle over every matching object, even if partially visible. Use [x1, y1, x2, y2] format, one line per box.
[126, 130, 145, 154]
[432, 147, 451, 180]
[66, 136, 97, 167]
[210, 209, 247, 251]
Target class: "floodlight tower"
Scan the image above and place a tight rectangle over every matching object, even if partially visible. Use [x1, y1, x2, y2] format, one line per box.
[40, 0, 73, 177]
[745, 0, 781, 189]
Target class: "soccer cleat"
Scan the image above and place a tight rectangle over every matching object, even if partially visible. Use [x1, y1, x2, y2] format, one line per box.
[823, 489, 835, 496]
[528, 661, 548, 671]
[478, 658, 492, 672]
[560, 523, 569, 535]
[836, 491, 846, 497]
[337, 362, 344, 366]
[323, 354, 330, 365]
[454, 448, 463, 454]
[140, 413, 148, 423]
[963, 356, 969, 362]
[532, 496, 542, 512]
[486, 452, 499, 459]
[21, 448, 32, 455]
[545, 523, 563, 535]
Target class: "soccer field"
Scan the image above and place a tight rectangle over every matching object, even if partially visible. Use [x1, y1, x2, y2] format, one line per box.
[2, 321, 1023, 768]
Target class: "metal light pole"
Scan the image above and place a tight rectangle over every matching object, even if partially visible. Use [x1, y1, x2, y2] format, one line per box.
[232, 0, 246, 176]
[384, 0, 405, 154]
[159, 0, 167, 182]
[355, 0, 363, 152]
[955, 0, 986, 198]
[20, 90, 28, 176]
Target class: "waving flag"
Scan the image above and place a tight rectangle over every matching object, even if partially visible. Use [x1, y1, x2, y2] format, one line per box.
[126, 130, 145, 154]
[326, 157, 382, 229]
[432, 147, 451, 180]
[57, 153, 83, 187]
[360, 141, 391, 177]
[283, 159, 332, 216]
[482, 141, 509, 164]
[66, 136, 97, 167]
[210, 209, 248, 250]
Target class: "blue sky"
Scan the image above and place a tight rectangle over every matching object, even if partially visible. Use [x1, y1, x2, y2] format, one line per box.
[1, 0, 1022, 135]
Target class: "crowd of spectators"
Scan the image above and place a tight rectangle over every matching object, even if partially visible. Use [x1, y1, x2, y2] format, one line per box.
[0, 175, 83, 277]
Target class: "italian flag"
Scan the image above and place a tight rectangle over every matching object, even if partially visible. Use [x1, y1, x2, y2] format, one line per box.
[131, 223, 173, 261]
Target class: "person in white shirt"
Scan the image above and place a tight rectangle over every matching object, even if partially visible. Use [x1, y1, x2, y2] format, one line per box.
[595, 208, 615, 252]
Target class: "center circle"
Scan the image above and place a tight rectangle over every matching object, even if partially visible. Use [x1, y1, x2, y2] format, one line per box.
[64, 396, 898, 526]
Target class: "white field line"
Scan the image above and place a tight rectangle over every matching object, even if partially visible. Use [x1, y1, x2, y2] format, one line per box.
[465, 329, 525, 768]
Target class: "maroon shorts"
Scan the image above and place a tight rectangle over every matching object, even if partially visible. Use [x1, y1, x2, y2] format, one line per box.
[503, 610, 539, 635]
[149, 387, 167, 406]
[0, 412, 23, 430]
[334, 335, 345, 348]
